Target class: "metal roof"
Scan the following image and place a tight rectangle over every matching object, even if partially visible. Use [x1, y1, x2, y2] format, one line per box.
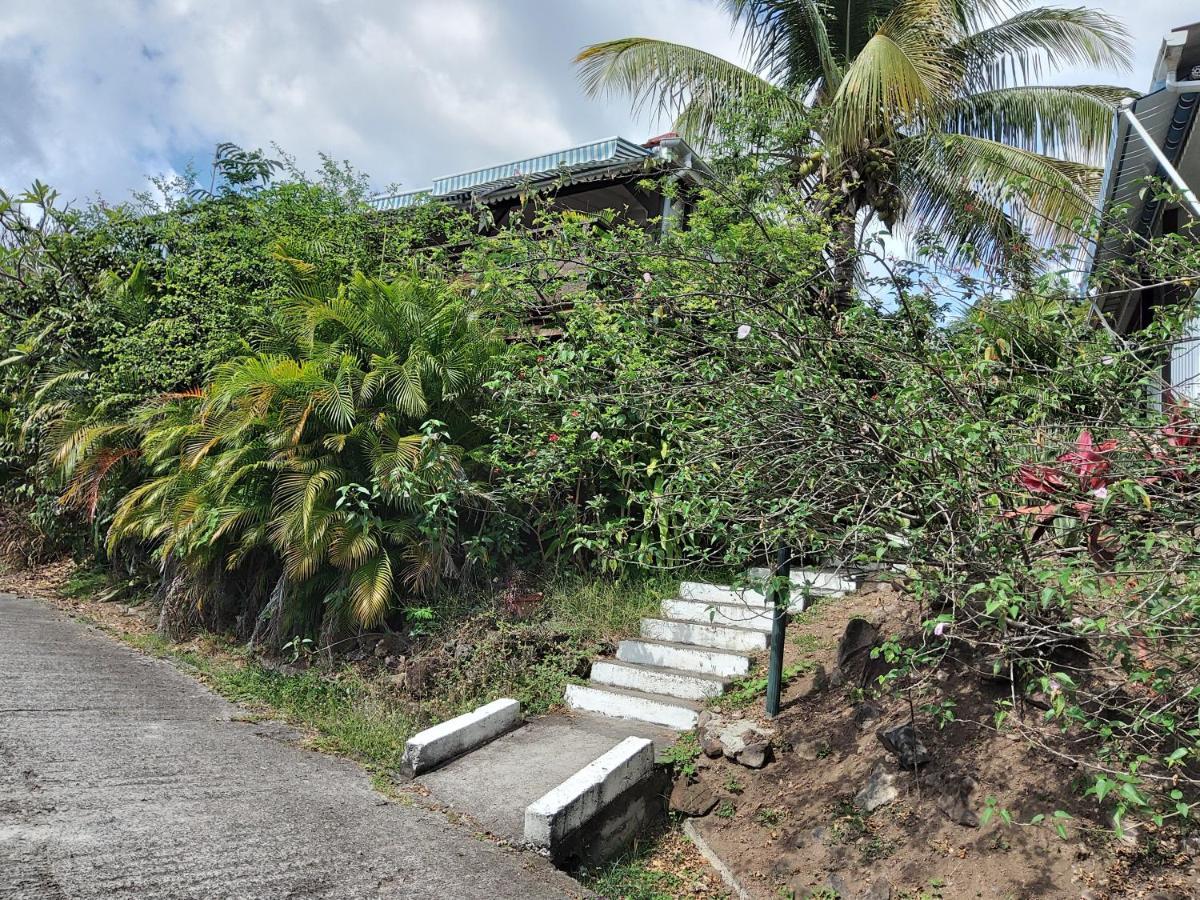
[1088, 23, 1200, 326]
[368, 136, 660, 212]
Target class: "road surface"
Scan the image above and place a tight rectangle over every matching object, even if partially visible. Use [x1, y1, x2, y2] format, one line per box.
[0, 593, 583, 899]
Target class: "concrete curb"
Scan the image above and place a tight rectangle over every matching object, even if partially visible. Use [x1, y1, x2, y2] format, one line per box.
[683, 819, 752, 900]
[401, 698, 522, 777]
[524, 736, 654, 851]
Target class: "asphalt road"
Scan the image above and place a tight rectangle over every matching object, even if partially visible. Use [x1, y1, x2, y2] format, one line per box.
[0, 593, 583, 900]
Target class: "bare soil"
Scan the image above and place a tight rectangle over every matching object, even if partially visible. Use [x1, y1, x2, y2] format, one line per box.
[687, 581, 1200, 900]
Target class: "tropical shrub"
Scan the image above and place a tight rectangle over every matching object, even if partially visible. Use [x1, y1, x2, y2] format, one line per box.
[104, 264, 507, 644]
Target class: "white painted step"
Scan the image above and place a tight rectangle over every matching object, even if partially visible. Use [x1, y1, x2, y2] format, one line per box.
[661, 597, 775, 632]
[617, 638, 752, 677]
[680, 581, 767, 607]
[590, 659, 727, 701]
[640, 617, 768, 653]
[748, 566, 861, 595]
[565, 683, 702, 730]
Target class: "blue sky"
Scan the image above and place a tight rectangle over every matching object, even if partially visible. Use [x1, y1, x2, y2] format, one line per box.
[0, 0, 1188, 203]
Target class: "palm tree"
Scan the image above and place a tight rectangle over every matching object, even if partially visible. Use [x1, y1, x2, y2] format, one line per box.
[102, 262, 505, 643]
[576, 0, 1133, 275]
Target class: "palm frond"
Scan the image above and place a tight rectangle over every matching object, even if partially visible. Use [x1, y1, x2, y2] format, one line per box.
[574, 38, 797, 145]
[956, 7, 1133, 90]
[828, 0, 959, 149]
[943, 84, 1132, 165]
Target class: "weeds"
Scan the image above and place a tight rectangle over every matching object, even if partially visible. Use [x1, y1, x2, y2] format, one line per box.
[717, 660, 816, 709]
[664, 731, 702, 778]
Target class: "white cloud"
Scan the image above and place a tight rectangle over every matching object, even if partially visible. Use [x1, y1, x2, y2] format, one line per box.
[0, 1, 1187, 202]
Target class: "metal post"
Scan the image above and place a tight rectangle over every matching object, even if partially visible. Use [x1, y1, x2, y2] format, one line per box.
[765, 544, 791, 717]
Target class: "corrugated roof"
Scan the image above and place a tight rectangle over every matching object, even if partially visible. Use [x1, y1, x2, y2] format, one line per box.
[368, 136, 654, 212]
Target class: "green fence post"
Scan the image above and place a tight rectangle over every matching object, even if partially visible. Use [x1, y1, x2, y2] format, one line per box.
[765, 545, 791, 717]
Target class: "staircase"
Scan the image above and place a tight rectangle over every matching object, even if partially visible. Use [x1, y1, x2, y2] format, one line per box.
[402, 566, 863, 868]
[566, 569, 859, 729]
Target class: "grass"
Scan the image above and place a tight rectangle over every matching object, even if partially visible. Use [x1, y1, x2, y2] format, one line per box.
[74, 567, 683, 775]
[119, 631, 422, 770]
[533, 572, 677, 638]
[582, 824, 728, 900]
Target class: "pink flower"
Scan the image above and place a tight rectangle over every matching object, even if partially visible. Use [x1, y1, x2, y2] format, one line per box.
[1091, 486, 1108, 500]
[642, 272, 653, 284]
[933, 622, 949, 637]
[590, 431, 601, 441]
[548, 433, 560, 443]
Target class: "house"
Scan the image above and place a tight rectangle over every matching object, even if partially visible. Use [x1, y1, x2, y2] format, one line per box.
[1089, 22, 1200, 397]
[367, 133, 709, 235]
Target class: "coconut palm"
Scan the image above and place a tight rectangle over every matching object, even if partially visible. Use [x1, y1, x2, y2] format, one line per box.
[576, 0, 1133, 270]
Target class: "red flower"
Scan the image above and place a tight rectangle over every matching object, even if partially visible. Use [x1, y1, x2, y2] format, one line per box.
[1057, 430, 1117, 491]
[964, 203, 975, 213]
[1017, 464, 1066, 494]
[1162, 396, 1200, 448]
[548, 433, 560, 443]
[536, 354, 546, 364]
[571, 410, 580, 418]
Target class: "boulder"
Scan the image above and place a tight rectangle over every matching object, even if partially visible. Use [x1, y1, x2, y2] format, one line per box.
[876, 723, 930, 769]
[670, 778, 719, 817]
[855, 763, 899, 813]
[736, 741, 771, 769]
[833, 618, 881, 687]
[923, 771, 979, 827]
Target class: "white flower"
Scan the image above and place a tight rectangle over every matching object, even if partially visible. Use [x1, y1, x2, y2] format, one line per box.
[1092, 486, 1108, 500]
[933, 622, 949, 637]
[736, 324, 751, 340]
[590, 431, 601, 441]
[642, 272, 653, 284]
[1102, 355, 1114, 365]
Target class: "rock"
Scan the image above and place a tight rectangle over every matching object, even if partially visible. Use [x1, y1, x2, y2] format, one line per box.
[700, 733, 724, 758]
[736, 741, 771, 769]
[863, 877, 892, 900]
[834, 618, 880, 687]
[670, 778, 719, 817]
[855, 763, 899, 813]
[924, 771, 979, 827]
[853, 701, 883, 728]
[374, 632, 406, 658]
[719, 720, 775, 758]
[876, 723, 930, 769]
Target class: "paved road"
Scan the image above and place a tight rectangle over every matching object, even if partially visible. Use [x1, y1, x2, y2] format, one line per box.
[0, 594, 583, 900]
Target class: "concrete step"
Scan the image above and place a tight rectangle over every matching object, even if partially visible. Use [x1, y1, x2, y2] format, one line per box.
[748, 566, 861, 595]
[679, 581, 767, 607]
[590, 659, 727, 702]
[565, 683, 702, 730]
[640, 617, 769, 654]
[661, 597, 775, 632]
[616, 638, 752, 678]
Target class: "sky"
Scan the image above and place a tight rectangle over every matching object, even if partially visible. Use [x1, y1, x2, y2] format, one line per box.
[0, 0, 1189, 204]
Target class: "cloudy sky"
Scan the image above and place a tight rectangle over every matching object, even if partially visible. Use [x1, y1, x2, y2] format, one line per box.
[0, 0, 1188, 203]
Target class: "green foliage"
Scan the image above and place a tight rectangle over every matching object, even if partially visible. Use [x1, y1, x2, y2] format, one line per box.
[104, 265, 506, 642]
[663, 731, 702, 779]
[718, 661, 815, 710]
